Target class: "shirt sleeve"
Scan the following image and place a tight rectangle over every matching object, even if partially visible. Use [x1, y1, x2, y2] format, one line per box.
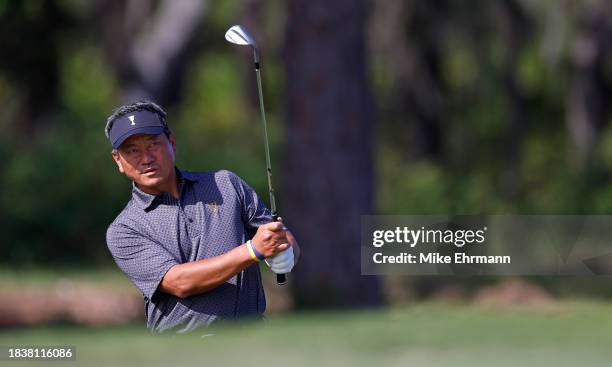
[225, 171, 274, 237]
[106, 222, 178, 301]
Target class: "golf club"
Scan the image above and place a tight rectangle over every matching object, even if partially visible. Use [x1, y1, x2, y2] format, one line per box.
[225, 24, 287, 285]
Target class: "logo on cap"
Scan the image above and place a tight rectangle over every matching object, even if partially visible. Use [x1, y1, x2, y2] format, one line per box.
[128, 115, 135, 125]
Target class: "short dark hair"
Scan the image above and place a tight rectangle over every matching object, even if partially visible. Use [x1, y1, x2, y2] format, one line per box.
[105, 100, 170, 139]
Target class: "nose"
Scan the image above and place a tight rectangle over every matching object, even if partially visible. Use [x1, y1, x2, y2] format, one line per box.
[141, 149, 155, 165]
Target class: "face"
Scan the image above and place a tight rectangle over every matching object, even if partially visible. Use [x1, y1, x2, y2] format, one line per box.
[112, 133, 177, 195]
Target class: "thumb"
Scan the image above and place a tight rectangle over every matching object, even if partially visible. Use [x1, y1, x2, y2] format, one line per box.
[276, 217, 288, 231]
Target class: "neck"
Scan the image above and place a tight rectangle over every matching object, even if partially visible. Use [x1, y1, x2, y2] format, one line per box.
[137, 169, 180, 199]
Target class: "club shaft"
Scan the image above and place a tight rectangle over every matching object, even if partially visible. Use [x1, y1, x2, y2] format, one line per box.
[254, 63, 286, 285]
[255, 67, 276, 215]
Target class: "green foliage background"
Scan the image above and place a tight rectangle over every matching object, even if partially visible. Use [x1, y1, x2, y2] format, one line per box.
[2, 0, 612, 274]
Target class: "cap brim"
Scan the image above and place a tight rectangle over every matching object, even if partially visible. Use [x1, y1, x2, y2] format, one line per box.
[112, 126, 165, 149]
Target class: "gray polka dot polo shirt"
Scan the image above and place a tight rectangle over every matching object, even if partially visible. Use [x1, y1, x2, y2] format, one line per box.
[106, 168, 271, 333]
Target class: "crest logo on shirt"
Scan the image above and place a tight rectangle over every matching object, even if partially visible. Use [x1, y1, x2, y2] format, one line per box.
[128, 115, 135, 125]
[207, 201, 219, 213]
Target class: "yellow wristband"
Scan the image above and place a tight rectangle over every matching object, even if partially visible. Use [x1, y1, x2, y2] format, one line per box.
[246, 240, 259, 262]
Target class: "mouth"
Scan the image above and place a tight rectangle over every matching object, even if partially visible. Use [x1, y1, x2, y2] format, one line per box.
[142, 167, 158, 174]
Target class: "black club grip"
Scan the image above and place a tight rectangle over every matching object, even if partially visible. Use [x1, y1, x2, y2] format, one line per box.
[273, 214, 288, 286]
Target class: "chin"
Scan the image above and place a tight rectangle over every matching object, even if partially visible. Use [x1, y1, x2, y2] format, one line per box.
[140, 176, 164, 186]
[134, 174, 164, 188]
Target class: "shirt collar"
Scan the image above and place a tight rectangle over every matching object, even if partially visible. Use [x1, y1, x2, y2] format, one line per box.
[131, 167, 199, 211]
[180, 169, 199, 183]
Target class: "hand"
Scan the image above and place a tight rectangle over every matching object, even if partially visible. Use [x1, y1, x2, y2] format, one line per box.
[251, 221, 289, 258]
[265, 246, 294, 274]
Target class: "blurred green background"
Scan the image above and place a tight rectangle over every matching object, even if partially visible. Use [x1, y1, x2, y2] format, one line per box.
[2, 0, 612, 365]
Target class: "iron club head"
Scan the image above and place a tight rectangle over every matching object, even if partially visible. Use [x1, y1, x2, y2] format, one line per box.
[225, 25, 260, 65]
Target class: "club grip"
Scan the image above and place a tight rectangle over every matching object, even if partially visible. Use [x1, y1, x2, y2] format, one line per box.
[272, 213, 288, 286]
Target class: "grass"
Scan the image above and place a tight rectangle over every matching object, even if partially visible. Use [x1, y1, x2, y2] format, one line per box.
[1, 301, 611, 367]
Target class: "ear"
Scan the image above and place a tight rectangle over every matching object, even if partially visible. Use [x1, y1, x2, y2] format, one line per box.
[168, 132, 177, 153]
[111, 150, 125, 174]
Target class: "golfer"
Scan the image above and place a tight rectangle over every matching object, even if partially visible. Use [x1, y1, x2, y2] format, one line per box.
[104, 100, 299, 333]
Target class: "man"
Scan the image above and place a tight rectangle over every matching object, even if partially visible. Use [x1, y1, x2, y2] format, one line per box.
[104, 100, 299, 333]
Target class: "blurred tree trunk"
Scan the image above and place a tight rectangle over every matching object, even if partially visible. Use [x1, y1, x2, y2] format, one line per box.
[0, 1, 73, 130]
[494, 0, 531, 198]
[283, 0, 381, 308]
[95, 0, 207, 105]
[566, 2, 612, 167]
[369, 1, 447, 161]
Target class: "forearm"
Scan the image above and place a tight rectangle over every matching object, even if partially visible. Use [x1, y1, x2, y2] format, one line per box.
[159, 243, 255, 298]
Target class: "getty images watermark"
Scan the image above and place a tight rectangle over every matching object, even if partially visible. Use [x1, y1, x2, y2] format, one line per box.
[370, 225, 508, 265]
[361, 216, 612, 275]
